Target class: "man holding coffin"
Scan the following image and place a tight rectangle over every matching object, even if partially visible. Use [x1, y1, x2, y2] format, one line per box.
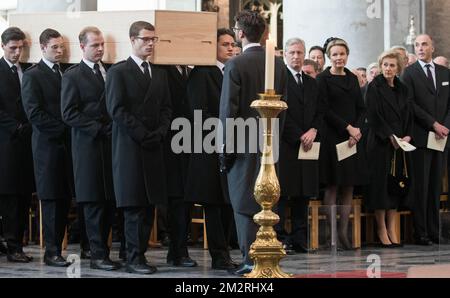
[22, 28, 74, 267]
[0, 27, 34, 263]
[106, 21, 172, 275]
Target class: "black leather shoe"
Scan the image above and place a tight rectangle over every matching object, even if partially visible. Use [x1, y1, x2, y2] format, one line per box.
[415, 236, 433, 246]
[167, 256, 198, 267]
[228, 264, 254, 276]
[126, 263, 157, 275]
[90, 258, 121, 271]
[7, 252, 30, 263]
[81, 250, 92, 260]
[0, 242, 7, 255]
[44, 254, 70, 267]
[212, 258, 238, 270]
[119, 250, 127, 261]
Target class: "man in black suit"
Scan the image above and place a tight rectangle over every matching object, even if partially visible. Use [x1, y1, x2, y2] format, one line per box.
[159, 64, 197, 268]
[185, 28, 238, 270]
[22, 29, 74, 267]
[219, 10, 287, 275]
[0, 27, 34, 263]
[106, 21, 172, 275]
[278, 37, 324, 254]
[61, 27, 120, 271]
[402, 34, 450, 245]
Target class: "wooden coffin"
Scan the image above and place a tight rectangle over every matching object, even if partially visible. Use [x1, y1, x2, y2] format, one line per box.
[8, 10, 217, 65]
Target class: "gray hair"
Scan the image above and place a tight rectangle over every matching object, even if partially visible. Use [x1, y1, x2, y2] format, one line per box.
[390, 45, 408, 53]
[284, 37, 306, 51]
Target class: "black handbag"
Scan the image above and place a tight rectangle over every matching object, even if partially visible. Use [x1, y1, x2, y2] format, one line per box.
[388, 150, 410, 197]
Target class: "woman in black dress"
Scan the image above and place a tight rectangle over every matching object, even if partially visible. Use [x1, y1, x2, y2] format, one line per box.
[317, 38, 367, 249]
[365, 50, 413, 247]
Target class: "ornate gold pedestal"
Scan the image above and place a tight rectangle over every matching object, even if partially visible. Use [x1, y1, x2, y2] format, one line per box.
[245, 89, 291, 278]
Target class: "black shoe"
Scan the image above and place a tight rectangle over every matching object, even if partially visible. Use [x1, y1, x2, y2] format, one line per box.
[90, 258, 121, 271]
[228, 263, 253, 276]
[292, 243, 309, 254]
[415, 236, 433, 246]
[119, 250, 127, 261]
[7, 252, 30, 263]
[283, 243, 296, 255]
[125, 263, 157, 275]
[44, 254, 70, 267]
[0, 242, 7, 255]
[161, 235, 170, 247]
[167, 256, 198, 267]
[212, 258, 238, 270]
[81, 250, 91, 260]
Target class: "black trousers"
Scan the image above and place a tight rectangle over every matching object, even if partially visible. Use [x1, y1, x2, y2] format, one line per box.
[233, 211, 258, 266]
[0, 194, 30, 253]
[167, 196, 191, 260]
[289, 196, 309, 247]
[82, 201, 114, 260]
[41, 198, 71, 256]
[123, 206, 154, 265]
[77, 204, 90, 251]
[413, 148, 446, 239]
[204, 204, 233, 262]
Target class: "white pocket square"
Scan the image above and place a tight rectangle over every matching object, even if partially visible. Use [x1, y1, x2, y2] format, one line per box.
[443, 82, 449, 86]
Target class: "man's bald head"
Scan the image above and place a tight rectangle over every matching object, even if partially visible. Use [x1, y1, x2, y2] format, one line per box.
[434, 56, 449, 68]
[415, 34, 435, 63]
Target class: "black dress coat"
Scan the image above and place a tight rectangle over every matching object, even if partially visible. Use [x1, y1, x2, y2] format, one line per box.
[279, 69, 325, 197]
[105, 58, 172, 208]
[219, 46, 287, 216]
[158, 65, 191, 198]
[61, 61, 114, 203]
[21, 60, 73, 200]
[365, 75, 414, 210]
[0, 58, 34, 195]
[185, 65, 230, 204]
[316, 67, 368, 186]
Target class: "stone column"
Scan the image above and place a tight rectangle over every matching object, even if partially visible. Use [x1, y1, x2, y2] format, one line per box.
[284, 0, 425, 68]
[17, 0, 97, 12]
[426, 0, 450, 59]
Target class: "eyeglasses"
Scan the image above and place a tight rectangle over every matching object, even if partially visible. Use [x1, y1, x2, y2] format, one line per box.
[135, 36, 159, 43]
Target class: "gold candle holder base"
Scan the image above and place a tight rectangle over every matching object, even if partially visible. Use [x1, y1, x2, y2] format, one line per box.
[245, 89, 291, 278]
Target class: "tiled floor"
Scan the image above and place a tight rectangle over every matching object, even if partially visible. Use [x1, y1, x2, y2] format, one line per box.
[1, 243, 450, 278]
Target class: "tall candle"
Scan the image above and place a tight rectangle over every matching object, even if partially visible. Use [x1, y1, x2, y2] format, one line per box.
[265, 38, 275, 91]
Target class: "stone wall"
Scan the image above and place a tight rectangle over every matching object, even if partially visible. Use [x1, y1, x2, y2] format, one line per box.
[427, 0, 450, 59]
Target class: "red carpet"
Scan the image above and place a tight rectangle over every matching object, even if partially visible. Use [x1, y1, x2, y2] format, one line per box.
[295, 270, 407, 278]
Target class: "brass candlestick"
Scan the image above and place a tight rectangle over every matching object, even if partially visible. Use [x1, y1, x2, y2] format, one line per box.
[246, 89, 291, 278]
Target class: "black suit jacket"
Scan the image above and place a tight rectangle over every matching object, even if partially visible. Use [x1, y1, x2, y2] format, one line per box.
[184, 65, 230, 204]
[61, 60, 114, 203]
[401, 61, 450, 148]
[22, 60, 73, 200]
[0, 57, 34, 195]
[219, 46, 287, 215]
[106, 57, 172, 207]
[279, 69, 325, 197]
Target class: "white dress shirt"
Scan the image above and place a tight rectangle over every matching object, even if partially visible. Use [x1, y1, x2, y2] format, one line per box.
[82, 58, 107, 81]
[418, 59, 437, 88]
[3, 57, 23, 83]
[130, 54, 152, 78]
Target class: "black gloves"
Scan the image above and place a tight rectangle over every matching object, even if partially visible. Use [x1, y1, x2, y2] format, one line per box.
[12, 123, 32, 139]
[219, 153, 236, 173]
[141, 132, 162, 150]
[99, 123, 112, 138]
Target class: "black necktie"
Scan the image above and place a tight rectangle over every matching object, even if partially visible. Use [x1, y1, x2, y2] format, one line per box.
[94, 63, 105, 84]
[11, 65, 21, 86]
[425, 64, 435, 90]
[141, 62, 151, 84]
[181, 65, 188, 81]
[53, 64, 62, 80]
[296, 73, 303, 88]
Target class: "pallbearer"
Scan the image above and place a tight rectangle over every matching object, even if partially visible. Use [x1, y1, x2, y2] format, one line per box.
[106, 21, 172, 275]
[61, 27, 120, 271]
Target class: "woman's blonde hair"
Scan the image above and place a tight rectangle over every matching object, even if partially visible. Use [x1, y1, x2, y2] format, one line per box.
[325, 38, 350, 58]
[378, 50, 403, 75]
